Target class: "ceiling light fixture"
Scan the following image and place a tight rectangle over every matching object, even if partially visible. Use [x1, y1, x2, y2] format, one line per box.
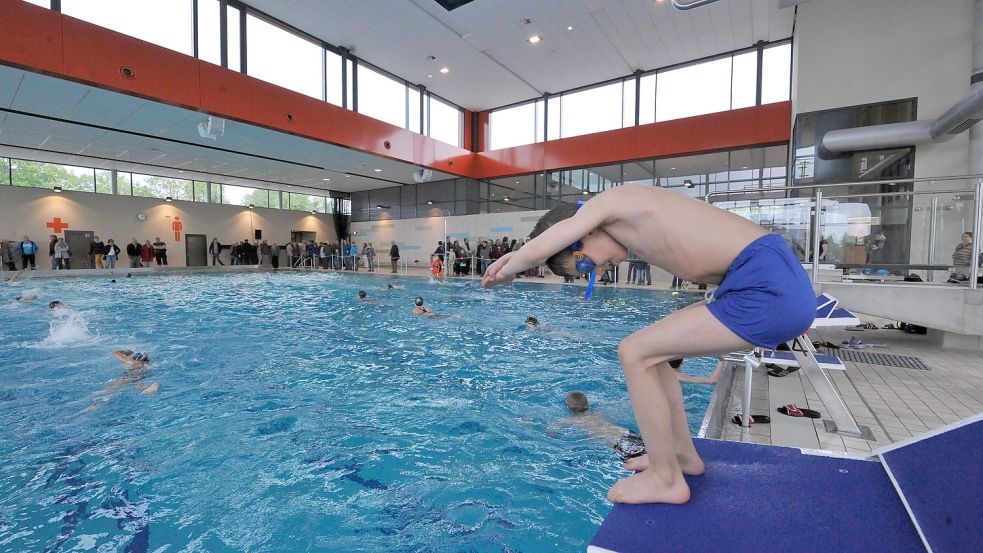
[427, 200, 433, 205]
[741, 166, 748, 169]
[567, 26, 574, 31]
[670, 167, 676, 170]
[53, 186, 63, 193]
[528, 35, 542, 44]
[373, 168, 383, 172]
[248, 203, 254, 209]
[344, 174, 351, 178]
[683, 179, 694, 188]
[322, 178, 330, 181]
[504, 196, 510, 201]
[428, 74, 433, 78]
[439, 67, 450, 74]
[582, 190, 589, 195]
[165, 196, 173, 202]
[514, 181, 520, 184]
[311, 209, 317, 214]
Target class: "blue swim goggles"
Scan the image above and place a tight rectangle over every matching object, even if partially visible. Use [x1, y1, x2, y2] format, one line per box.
[571, 200, 597, 300]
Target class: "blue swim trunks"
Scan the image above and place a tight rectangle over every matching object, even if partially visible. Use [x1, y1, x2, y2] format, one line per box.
[706, 234, 815, 349]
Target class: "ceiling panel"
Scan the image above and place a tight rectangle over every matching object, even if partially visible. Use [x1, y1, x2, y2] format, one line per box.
[0, 65, 23, 109]
[10, 73, 89, 118]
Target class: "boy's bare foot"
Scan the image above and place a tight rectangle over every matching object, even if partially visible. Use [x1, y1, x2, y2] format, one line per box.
[607, 470, 691, 504]
[623, 453, 705, 476]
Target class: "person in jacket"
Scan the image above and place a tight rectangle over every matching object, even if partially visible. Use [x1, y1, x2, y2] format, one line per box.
[53, 237, 71, 269]
[270, 242, 281, 269]
[260, 240, 271, 266]
[90, 236, 105, 269]
[140, 240, 156, 267]
[1, 239, 17, 271]
[389, 241, 400, 273]
[350, 242, 359, 271]
[209, 238, 224, 266]
[365, 243, 376, 272]
[949, 231, 978, 282]
[126, 239, 142, 268]
[104, 239, 121, 268]
[152, 237, 168, 266]
[17, 236, 38, 270]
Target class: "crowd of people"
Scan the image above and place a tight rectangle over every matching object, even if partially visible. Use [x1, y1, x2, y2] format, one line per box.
[0, 235, 170, 270]
[430, 236, 547, 279]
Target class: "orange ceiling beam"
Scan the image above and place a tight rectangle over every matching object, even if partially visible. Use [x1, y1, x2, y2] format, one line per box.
[0, 0, 790, 183]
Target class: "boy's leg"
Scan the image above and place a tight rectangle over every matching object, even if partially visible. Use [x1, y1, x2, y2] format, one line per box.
[611, 305, 750, 504]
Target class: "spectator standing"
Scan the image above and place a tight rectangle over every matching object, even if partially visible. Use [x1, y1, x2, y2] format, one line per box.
[319, 242, 329, 269]
[48, 234, 58, 270]
[90, 236, 105, 269]
[2, 239, 16, 271]
[270, 242, 281, 269]
[209, 238, 224, 266]
[140, 240, 156, 268]
[53, 237, 71, 269]
[290, 241, 301, 267]
[478, 239, 491, 276]
[636, 260, 652, 285]
[17, 236, 38, 270]
[365, 243, 376, 272]
[350, 242, 359, 271]
[104, 239, 120, 268]
[260, 240, 271, 266]
[151, 237, 167, 266]
[389, 241, 400, 273]
[126, 239, 142, 268]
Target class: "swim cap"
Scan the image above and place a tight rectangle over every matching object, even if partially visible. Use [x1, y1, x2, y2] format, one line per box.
[414, 297, 424, 306]
[358, 291, 366, 298]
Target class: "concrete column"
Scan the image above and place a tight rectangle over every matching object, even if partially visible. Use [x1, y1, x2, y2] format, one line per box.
[971, 0, 983, 174]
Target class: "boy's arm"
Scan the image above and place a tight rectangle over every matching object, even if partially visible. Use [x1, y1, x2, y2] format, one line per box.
[481, 198, 612, 287]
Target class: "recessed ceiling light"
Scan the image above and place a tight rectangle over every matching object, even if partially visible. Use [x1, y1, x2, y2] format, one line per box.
[248, 203, 254, 209]
[439, 67, 449, 74]
[427, 200, 433, 205]
[428, 74, 433, 78]
[504, 196, 510, 201]
[344, 174, 351, 178]
[683, 179, 694, 188]
[582, 190, 589, 195]
[53, 186, 63, 193]
[670, 167, 676, 170]
[373, 168, 382, 172]
[566, 26, 574, 31]
[322, 178, 330, 181]
[741, 166, 748, 169]
[311, 209, 317, 214]
[514, 181, 520, 184]
[165, 196, 173, 202]
[528, 35, 542, 44]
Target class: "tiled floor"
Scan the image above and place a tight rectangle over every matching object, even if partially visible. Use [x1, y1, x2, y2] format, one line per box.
[721, 316, 983, 455]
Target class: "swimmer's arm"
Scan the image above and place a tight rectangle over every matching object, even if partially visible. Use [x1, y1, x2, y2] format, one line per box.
[482, 198, 612, 287]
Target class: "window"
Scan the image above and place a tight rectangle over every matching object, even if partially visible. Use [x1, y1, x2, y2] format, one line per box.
[227, 5, 242, 72]
[10, 160, 94, 192]
[95, 170, 113, 194]
[731, 51, 758, 109]
[131, 174, 193, 200]
[246, 14, 323, 99]
[61, 0, 194, 56]
[429, 97, 461, 146]
[357, 65, 408, 128]
[761, 43, 792, 104]
[209, 182, 222, 203]
[639, 74, 656, 125]
[193, 181, 209, 202]
[325, 50, 344, 106]
[558, 80, 628, 138]
[656, 56, 732, 122]
[196, 0, 222, 66]
[269, 190, 282, 209]
[222, 184, 267, 207]
[22, 0, 48, 7]
[289, 193, 326, 212]
[118, 172, 132, 196]
[408, 87, 422, 134]
[0, 158, 9, 186]
[489, 102, 539, 150]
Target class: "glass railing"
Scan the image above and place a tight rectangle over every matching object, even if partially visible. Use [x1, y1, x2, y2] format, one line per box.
[706, 175, 983, 290]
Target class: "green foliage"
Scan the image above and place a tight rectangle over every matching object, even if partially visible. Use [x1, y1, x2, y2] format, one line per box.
[132, 174, 193, 200]
[10, 160, 94, 192]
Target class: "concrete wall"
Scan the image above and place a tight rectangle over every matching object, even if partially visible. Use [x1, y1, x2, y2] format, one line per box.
[0, 186, 337, 268]
[794, 0, 977, 266]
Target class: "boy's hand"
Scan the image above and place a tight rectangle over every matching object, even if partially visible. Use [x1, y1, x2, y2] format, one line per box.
[481, 253, 517, 288]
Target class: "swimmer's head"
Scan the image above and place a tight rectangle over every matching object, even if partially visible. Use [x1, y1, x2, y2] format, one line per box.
[387, 284, 394, 289]
[565, 391, 589, 414]
[358, 291, 367, 299]
[126, 273, 132, 278]
[669, 358, 683, 370]
[414, 296, 424, 307]
[110, 279, 117, 284]
[525, 316, 539, 328]
[531, 204, 580, 277]
[48, 300, 64, 309]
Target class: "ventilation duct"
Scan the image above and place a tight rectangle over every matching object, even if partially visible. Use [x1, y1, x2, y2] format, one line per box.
[821, 86, 983, 155]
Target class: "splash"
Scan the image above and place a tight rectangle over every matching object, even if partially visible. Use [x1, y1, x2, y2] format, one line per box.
[39, 311, 97, 347]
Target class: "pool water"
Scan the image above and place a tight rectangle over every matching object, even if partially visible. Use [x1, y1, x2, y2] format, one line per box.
[0, 272, 714, 552]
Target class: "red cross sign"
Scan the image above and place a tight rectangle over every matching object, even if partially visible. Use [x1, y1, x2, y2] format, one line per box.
[46, 217, 69, 234]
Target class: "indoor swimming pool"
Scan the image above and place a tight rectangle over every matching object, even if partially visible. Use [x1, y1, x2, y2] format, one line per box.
[0, 272, 715, 552]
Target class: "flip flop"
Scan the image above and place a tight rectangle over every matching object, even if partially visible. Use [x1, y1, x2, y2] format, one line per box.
[731, 414, 771, 425]
[768, 365, 799, 377]
[777, 403, 821, 419]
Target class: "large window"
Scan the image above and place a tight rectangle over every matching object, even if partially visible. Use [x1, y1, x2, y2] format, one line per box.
[132, 174, 193, 201]
[222, 184, 268, 207]
[656, 57, 733, 122]
[761, 43, 792, 104]
[489, 101, 541, 150]
[357, 65, 408, 128]
[556, 80, 631, 138]
[247, 15, 323, 99]
[289, 193, 327, 213]
[10, 160, 94, 192]
[196, 0, 222, 66]
[227, 5, 242, 72]
[325, 50, 344, 107]
[0, 158, 9, 186]
[61, 0, 193, 56]
[429, 97, 462, 147]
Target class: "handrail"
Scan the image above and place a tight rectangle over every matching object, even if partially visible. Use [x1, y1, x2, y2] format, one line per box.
[704, 173, 983, 203]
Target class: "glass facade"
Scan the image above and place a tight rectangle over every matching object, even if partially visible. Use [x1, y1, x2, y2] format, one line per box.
[488, 41, 793, 151]
[61, 0, 194, 56]
[246, 14, 323, 99]
[0, 156, 341, 213]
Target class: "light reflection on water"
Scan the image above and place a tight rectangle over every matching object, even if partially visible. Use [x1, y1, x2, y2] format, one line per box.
[0, 272, 713, 552]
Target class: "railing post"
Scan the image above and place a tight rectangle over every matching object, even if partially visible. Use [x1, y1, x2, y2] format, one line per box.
[812, 189, 822, 284]
[928, 193, 939, 282]
[741, 354, 760, 429]
[971, 179, 983, 290]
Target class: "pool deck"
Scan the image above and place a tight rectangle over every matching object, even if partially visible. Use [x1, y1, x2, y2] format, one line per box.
[719, 317, 983, 454]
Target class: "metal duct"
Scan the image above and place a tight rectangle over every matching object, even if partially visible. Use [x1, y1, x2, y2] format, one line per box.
[670, 0, 721, 11]
[822, 86, 983, 154]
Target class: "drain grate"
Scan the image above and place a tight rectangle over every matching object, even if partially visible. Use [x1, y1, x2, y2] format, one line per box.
[837, 350, 930, 370]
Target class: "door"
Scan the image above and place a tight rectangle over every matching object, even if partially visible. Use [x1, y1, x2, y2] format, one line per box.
[64, 230, 94, 269]
[185, 234, 207, 267]
[290, 231, 316, 243]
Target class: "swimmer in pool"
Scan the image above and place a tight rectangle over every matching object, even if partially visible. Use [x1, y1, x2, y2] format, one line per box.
[48, 300, 67, 310]
[561, 391, 647, 463]
[524, 316, 553, 331]
[15, 294, 37, 302]
[411, 296, 433, 316]
[386, 283, 405, 290]
[357, 290, 379, 304]
[84, 350, 159, 412]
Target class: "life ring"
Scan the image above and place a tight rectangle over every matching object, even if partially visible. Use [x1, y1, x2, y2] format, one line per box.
[430, 258, 445, 277]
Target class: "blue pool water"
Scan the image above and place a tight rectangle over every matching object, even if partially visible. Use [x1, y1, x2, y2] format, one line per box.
[0, 272, 714, 552]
